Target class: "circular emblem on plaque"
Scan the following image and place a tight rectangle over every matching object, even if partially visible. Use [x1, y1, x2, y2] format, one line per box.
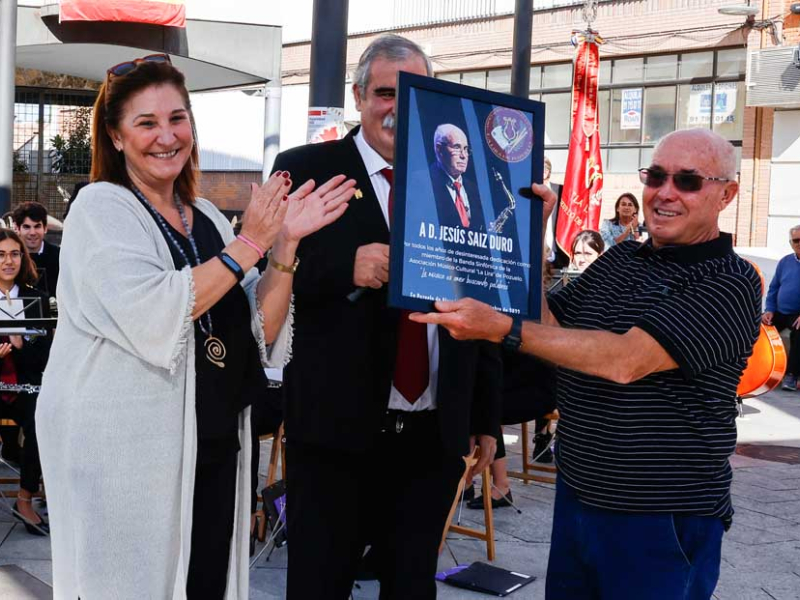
[484, 107, 534, 163]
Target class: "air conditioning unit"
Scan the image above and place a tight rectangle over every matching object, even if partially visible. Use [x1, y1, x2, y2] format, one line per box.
[746, 46, 800, 108]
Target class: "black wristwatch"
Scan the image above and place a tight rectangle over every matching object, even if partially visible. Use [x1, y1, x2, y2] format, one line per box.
[501, 316, 523, 352]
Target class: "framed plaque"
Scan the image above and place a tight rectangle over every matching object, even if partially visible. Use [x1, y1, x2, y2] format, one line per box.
[389, 72, 545, 319]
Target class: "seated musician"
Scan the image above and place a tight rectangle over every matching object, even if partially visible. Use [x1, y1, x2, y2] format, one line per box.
[0, 229, 51, 535]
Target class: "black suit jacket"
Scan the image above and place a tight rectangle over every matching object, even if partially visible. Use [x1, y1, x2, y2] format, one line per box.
[429, 162, 487, 232]
[32, 241, 60, 298]
[272, 128, 501, 458]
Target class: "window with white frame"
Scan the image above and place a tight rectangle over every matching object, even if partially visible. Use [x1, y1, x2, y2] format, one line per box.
[436, 48, 746, 173]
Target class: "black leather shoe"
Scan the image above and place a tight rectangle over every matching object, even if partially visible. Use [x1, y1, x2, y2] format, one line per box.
[12, 502, 49, 536]
[466, 491, 513, 510]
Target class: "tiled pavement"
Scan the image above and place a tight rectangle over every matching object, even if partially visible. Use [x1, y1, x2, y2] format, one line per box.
[2, 388, 799, 599]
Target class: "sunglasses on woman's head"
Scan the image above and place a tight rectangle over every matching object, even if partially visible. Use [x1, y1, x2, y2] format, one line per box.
[107, 54, 171, 78]
[638, 167, 731, 193]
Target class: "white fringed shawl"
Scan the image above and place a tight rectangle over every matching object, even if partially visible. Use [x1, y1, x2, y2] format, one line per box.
[36, 182, 292, 599]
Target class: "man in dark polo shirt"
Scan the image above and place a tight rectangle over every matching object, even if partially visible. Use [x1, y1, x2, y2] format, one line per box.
[412, 128, 761, 599]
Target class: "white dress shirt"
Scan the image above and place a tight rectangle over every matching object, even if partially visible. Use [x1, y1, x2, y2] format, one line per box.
[354, 128, 439, 411]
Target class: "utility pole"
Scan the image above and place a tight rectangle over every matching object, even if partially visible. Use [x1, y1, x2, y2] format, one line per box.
[510, 0, 533, 98]
[306, 0, 349, 143]
[0, 0, 19, 215]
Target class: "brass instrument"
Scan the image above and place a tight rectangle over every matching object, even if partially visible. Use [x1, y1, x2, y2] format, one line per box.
[489, 168, 516, 234]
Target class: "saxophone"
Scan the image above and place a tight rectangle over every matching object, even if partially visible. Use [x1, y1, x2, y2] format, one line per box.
[489, 167, 516, 234]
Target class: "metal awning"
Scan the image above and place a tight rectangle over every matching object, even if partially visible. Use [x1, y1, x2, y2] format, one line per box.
[16, 4, 283, 92]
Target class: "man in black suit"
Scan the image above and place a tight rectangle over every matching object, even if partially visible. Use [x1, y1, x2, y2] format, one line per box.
[12, 202, 60, 298]
[272, 34, 501, 600]
[429, 124, 487, 232]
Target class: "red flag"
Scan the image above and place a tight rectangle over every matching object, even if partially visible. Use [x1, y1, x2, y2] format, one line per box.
[59, 0, 186, 28]
[556, 31, 604, 257]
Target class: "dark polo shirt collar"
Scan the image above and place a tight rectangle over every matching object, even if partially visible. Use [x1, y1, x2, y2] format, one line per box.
[634, 232, 734, 265]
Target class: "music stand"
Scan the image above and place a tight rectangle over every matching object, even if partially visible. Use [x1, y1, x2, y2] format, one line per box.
[0, 295, 56, 337]
[0, 307, 55, 535]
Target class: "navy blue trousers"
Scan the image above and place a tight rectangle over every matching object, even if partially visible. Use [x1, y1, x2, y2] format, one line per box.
[546, 478, 724, 600]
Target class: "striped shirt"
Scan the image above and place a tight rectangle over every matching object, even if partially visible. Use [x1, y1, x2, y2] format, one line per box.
[548, 234, 761, 525]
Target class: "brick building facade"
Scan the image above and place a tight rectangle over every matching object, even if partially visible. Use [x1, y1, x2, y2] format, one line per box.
[279, 0, 800, 250]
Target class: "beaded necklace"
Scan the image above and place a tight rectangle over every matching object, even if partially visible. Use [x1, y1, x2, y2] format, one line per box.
[131, 185, 226, 368]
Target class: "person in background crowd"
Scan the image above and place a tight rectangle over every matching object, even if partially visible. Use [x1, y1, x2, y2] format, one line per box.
[249, 382, 283, 555]
[412, 128, 761, 600]
[0, 229, 51, 536]
[467, 355, 557, 510]
[762, 224, 800, 391]
[468, 229, 605, 510]
[11, 202, 60, 298]
[543, 156, 568, 268]
[569, 229, 605, 272]
[599, 192, 641, 249]
[36, 55, 354, 599]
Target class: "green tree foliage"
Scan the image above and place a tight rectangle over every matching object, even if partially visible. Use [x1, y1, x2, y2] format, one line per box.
[12, 151, 28, 173]
[50, 106, 92, 174]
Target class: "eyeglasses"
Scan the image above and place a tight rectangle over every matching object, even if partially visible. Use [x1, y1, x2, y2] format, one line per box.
[791, 238, 800, 244]
[107, 54, 171, 78]
[638, 168, 731, 193]
[0, 251, 22, 261]
[440, 143, 471, 157]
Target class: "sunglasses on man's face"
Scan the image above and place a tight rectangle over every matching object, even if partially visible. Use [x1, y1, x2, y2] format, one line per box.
[638, 168, 731, 193]
[791, 238, 800, 244]
[107, 54, 171, 78]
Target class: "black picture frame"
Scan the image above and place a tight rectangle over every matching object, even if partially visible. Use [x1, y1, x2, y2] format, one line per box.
[389, 72, 545, 319]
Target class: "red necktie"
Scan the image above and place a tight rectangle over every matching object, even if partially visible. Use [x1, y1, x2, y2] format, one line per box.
[453, 181, 470, 228]
[381, 168, 430, 403]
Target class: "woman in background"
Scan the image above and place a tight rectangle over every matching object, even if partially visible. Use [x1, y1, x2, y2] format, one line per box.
[570, 229, 604, 272]
[600, 193, 641, 248]
[0, 229, 51, 535]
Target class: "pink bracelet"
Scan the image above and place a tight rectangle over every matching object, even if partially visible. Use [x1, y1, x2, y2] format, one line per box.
[236, 234, 266, 259]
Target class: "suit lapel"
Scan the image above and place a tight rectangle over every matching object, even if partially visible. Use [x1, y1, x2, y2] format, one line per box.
[341, 129, 390, 243]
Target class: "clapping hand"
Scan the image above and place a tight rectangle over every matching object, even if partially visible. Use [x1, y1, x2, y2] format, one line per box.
[0, 342, 12, 359]
[239, 171, 293, 252]
[281, 175, 356, 242]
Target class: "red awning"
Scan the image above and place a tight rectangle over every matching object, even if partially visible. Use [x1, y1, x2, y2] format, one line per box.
[59, 0, 186, 28]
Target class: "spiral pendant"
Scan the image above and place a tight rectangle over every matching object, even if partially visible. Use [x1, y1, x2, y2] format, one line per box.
[205, 335, 226, 369]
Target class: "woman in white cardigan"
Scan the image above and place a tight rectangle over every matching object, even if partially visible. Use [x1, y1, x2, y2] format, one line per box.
[36, 55, 355, 599]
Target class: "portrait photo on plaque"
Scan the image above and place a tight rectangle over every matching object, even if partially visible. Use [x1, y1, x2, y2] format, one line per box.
[389, 72, 545, 319]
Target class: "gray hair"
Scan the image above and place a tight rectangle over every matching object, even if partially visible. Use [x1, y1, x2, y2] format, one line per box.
[653, 128, 737, 180]
[433, 123, 465, 148]
[353, 34, 432, 95]
[790, 224, 800, 236]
